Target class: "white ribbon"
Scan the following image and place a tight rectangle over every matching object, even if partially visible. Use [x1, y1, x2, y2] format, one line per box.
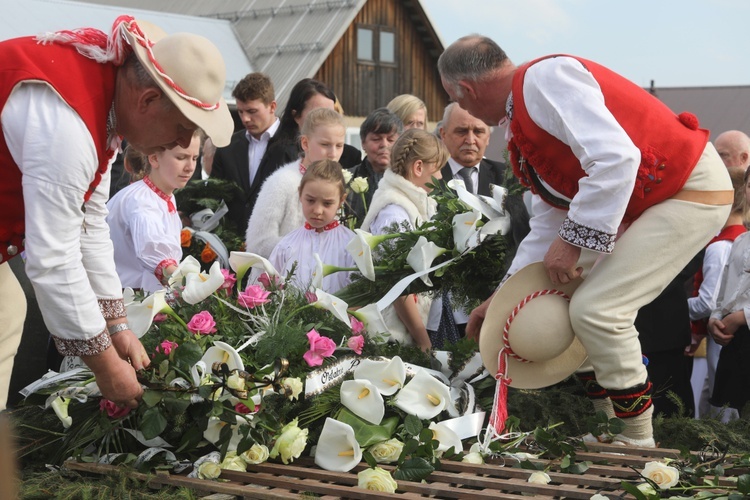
[19, 368, 91, 398]
[190, 201, 229, 232]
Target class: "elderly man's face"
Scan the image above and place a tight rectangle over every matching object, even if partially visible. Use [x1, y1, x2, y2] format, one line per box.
[440, 105, 490, 167]
[441, 77, 502, 127]
[120, 91, 198, 155]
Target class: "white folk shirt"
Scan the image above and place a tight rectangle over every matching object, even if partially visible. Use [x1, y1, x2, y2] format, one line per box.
[506, 57, 640, 276]
[246, 118, 279, 186]
[106, 180, 182, 292]
[711, 232, 750, 325]
[689, 239, 733, 321]
[269, 224, 355, 294]
[1, 83, 122, 344]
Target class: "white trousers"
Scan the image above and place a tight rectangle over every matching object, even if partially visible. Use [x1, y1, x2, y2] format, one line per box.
[0, 262, 27, 411]
[570, 144, 731, 390]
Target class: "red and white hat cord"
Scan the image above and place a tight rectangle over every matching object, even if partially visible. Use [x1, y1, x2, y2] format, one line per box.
[485, 289, 571, 445]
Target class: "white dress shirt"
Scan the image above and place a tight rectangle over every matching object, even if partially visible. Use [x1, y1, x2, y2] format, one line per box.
[247, 118, 279, 186]
[448, 157, 479, 195]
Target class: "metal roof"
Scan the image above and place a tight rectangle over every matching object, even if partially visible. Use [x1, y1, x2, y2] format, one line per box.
[0, 0, 253, 104]
[651, 86, 750, 140]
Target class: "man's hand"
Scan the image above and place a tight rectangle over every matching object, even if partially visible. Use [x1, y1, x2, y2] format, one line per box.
[466, 292, 496, 341]
[708, 311, 745, 346]
[544, 237, 582, 285]
[110, 329, 151, 371]
[81, 347, 143, 408]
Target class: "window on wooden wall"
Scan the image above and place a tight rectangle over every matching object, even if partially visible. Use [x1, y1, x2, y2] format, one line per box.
[357, 24, 396, 66]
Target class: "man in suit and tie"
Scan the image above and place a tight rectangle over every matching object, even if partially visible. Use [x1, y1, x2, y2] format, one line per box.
[439, 103, 504, 197]
[211, 73, 280, 232]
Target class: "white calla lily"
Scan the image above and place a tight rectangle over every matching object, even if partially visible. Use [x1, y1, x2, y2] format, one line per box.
[311, 288, 351, 327]
[168, 255, 202, 287]
[346, 229, 376, 281]
[406, 236, 447, 286]
[452, 210, 482, 253]
[201, 341, 245, 372]
[203, 415, 252, 451]
[340, 380, 384, 425]
[124, 289, 169, 338]
[229, 251, 279, 288]
[428, 421, 463, 453]
[394, 369, 451, 419]
[353, 356, 406, 396]
[447, 178, 485, 213]
[311, 254, 324, 290]
[182, 261, 225, 305]
[314, 418, 362, 472]
[49, 396, 72, 429]
[348, 303, 389, 336]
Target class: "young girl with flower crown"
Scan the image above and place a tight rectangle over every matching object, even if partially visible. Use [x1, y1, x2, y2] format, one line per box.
[361, 128, 450, 351]
[269, 160, 355, 293]
[246, 108, 346, 258]
[107, 131, 202, 292]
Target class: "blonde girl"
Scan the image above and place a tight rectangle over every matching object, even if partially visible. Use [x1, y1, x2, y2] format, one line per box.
[269, 160, 356, 293]
[246, 108, 346, 257]
[107, 130, 202, 291]
[361, 128, 450, 350]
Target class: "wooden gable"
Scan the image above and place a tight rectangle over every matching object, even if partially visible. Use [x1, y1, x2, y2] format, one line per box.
[315, 0, 448, 121]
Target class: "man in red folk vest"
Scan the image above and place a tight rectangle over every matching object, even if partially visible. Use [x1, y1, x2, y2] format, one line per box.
[0, 17, 233, 411]
[438, 35, 733, 447]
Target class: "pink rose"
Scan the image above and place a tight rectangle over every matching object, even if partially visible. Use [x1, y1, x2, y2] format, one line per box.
[153, 313, 168, 323]
[258, 272, 283, 290]
[305, 290, 318, 304]
[158, 340, 179, 355]
[302, 328, 337, 367]
[347, 335, 365, 355]
[238, 284, 271, 308]
[350, 316, 365, 335]
[99, 399, 131, 419]
[187, 311, 217, 335]
[220, 269, 237, 292]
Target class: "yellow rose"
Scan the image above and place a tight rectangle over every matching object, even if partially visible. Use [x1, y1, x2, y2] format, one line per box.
[642, 461, 680, 489]
[270, 418, 309, 464]
[350, 177, 369, 194]
[241, 443, 270, 465]
[368, 438, 404, 463]
[226, 372, 246, 391]
[357, 467, 398, 493]
[281, 377, 303, 401]
[220, 451, 247, 472]
[527, 471, 551, 484]
[462, 452, 484, 464]
[197, 461, 222, 479]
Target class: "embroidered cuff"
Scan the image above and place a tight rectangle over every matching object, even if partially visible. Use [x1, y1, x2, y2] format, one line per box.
[99, 298, 126, 319]
[559, 217, 616, 254]
[155, 258, 178, 285]
[52, 328, 111, 356]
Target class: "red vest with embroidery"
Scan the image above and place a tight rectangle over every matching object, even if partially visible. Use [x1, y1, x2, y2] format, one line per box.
[0, 36, 117, 263]
[508, 55, 709, 223]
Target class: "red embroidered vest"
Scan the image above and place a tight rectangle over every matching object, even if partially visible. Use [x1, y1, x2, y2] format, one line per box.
[509, 55, 709, 223]
[0, 36, 117, 263]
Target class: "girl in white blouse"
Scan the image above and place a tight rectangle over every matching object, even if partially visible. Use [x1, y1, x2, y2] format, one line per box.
[269, 159, 355, 293]
[245, 108, 346, 258]
[360, 128, 450, 351]
[107, 131, 201, 291]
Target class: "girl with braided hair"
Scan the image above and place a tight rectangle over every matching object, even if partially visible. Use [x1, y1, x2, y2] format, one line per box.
[360, 128, 450, 351]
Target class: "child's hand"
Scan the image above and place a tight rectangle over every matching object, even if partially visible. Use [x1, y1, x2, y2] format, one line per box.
[709, 311, 744, 346]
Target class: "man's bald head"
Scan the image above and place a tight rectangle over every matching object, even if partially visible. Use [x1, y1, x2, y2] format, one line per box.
[715, 130, 750, 169]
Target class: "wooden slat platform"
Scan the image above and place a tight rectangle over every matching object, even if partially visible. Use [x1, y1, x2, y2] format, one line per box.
[64, 442, 745, 499]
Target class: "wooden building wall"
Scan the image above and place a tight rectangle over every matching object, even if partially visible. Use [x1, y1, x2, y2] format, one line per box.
[314, 0, 448, 121]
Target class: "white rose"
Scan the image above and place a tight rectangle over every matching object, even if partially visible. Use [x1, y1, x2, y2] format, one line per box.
[226, 372, 246, 391]
[368, 438, 404, 463]
[642, 461, 680, 489]
[281, 377, 303, 401]
[342, 169, 353, 184]
[350, 177, 369, 194]
[197, 461, 222, 479]
[590, 494, 610, 500]
[220, 451, 247, 472]
[241, 443, 270, 465]
[270, 418, 309, 464]
[357, 467, 398, 493]
[637, 482, 658, 495]
[527, 471, 551, 484]
[462, 452, 484, 464]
